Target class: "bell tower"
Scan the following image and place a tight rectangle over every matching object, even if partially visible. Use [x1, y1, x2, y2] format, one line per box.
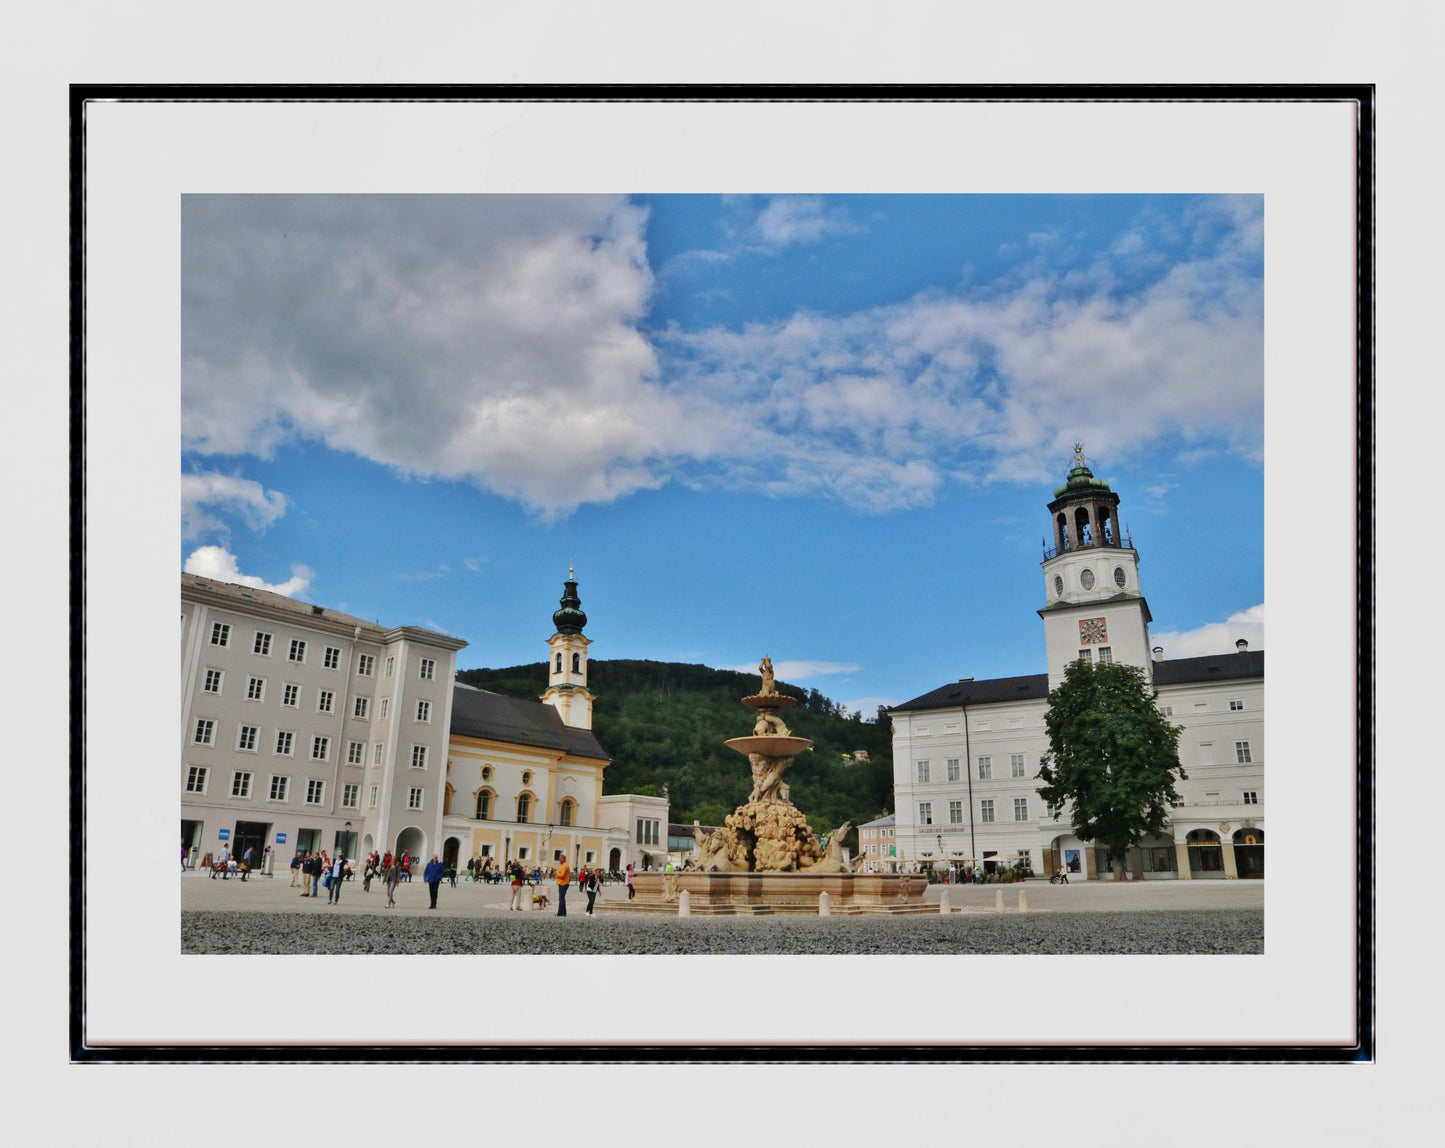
[541, 565, 596, 730]
[1038, 444, 1153, 689]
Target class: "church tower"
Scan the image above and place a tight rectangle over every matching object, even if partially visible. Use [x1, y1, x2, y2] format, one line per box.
[541, 566, 596, 730]
[1038, 444, 1153, 690]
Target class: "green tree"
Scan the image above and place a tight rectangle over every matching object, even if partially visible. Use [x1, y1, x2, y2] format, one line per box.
[1036, 660, 1186, 880]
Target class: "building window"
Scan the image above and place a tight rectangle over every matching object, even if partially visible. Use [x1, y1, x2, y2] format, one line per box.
[419, 658, 435, 681]
[948, 800, 963, 824]
[317, 689, 335, 714]
[353, 696, 369, 719]
[305, 778, 325, 805]
[1230, 699, 1245, 711]
[210, 622, 230, 647]
[416, 699, 431, 723]
[282, 683, 299, 707]
[1235, 742, 1253, 763]
[559, 800, 574, 827]
[203, 668, 223, 694]
[269, 775, 289, 802]
[368, 785, 378, 808]
[411, 745, 428, 769]
[357, 653, 375, 676]
[1077, 648, 1093, 664]
[1161, 705, 1174, 717]
[1097, 646, 1113, 664]
[253, 631, 271, 656]
[274, 730, 294, 757]
[977, 755, 992, 780]
[185, 766, 208, 793]
[237, 725, 258, 752]
[373, 742, 384, 765]
[476, 791, 492, 819]
[946, 758, 960, 781]
[379, 698, 389, 719]
[385, 656, 395, 677]
[246, 676, 265, 702]
[919, 802, 932, 826]
[324, 646, 341, 670]
[288, 639, 307, 663]
[518, 795, 531, 823]
[231, 771, 252, 798]
[193, 718, 215, 746]
[1242, 790, 1259, 804]
[572, 653, 582, 673]
[341, 783, 359, 809]
[347, 741, 364, 765]
[1011, 753, 1026, 778]
[916, 760, 930, 783]
[980, 799, 995, 823]
[1014, 797, 1029, 821]
[312, 736, 330, 761]
[408, 787, 424, 810]
[1018, 849, 1032, 871]
[517, 847, 531, 862]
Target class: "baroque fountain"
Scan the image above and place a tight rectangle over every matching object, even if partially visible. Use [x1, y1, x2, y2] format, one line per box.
[620, 658, 929, 914]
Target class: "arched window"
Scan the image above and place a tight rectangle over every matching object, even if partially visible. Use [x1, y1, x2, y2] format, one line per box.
[475, 790, 492, 820]
[559, 799, 574, 827]
[517, 794, 531, 823]
[555, 653, 562, 672]
[571, 652, 581, 673]
[443, 782, 455, 816]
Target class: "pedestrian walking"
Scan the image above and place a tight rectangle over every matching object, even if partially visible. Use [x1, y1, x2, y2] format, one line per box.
[213, 845, 230, 879]
[308, 852, 323, 898]
[327, 854, 346, 905]
[585, 867, 599, 915]
[181, 842, 187, 872]
[625, 863, 635, 900]
[362, 855, 375, 894]
[383, 859, 400, 908]
[424, 855, 445, 908]
[240, 844, 254, 881]
[509, 864, 524, 911]
[555, 856, 571, 917]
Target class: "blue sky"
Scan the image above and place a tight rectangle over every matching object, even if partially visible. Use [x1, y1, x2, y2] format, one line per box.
[181, 193, 1263, 715]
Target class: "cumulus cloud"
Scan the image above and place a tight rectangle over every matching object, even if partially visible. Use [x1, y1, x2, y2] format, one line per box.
[183, 194, 1261, 518]
[183, 545, 313, 598]
[1151, 604, 1264, 661]
[181, 471, 288, 540]
[721, 659, 860, 681]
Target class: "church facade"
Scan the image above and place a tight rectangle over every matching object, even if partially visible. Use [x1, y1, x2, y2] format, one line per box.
[888, 450, 1264, 880]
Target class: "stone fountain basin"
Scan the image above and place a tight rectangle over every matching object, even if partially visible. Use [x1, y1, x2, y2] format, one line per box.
[724, 735, 814, 757]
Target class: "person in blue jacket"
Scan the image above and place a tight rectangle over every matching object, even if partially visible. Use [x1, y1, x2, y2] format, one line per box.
[423, 855, 446, 909]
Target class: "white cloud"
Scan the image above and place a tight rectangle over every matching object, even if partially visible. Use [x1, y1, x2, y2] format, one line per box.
[183, 195, 1261, 519]
[720, 659, 860, 681]
[181, 471, 287, 540]
[841, 695, 904, 719]
[183, 545, 313, 598]
[1151, 604, 1264, 660]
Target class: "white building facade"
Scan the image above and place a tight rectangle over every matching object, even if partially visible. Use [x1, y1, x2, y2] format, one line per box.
[889, 450, 1264, 880]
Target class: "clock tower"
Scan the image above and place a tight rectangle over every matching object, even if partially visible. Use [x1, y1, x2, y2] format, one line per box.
[1038, 444, 1153, 690]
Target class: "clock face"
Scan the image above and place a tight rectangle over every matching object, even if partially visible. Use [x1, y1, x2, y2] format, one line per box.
[1079, 617, 1108, 644]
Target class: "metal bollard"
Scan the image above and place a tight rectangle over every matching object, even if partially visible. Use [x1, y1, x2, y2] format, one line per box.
[939, 889, 951, 914]
[678, 889, 691, 917]
[1017, 888, 1028, 912]
[818, 891, 831, 917]
[995, 888, 1005, 912]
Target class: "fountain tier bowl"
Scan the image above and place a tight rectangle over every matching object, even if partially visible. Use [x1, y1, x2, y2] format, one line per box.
[724, 735, 814, 757]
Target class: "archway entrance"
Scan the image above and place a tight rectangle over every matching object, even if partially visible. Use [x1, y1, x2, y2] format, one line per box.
[443, 836, 460, 871]
[395, 825, 426, 862]
[609, 847, 621, 872]
[1233, 827, 1264, 877]
[1186, 829, 1225, 878]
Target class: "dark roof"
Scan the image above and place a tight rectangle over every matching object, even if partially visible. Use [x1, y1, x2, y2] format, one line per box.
[1153, 649, 1264, 686]
[450, 684, 609, 761]
[891, 651, 1264, 714]
[890, 673, 1050, 712]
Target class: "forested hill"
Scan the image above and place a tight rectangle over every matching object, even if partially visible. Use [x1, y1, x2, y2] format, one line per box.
[454, 659, 894, 842]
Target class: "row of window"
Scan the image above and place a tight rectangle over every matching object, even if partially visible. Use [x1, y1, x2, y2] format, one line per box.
[191, 717, 431, 769]
[207, 623, 435, 681]
[470, 791, 578, 824]
[201, 672, 433, 724]
[919, 797, 1031, 826]
[185, 766, 425, 812]
[916, 754, 1033, 784]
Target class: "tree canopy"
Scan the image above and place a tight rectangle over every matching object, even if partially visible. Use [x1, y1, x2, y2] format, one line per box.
[1036, 660, 1186, 878]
